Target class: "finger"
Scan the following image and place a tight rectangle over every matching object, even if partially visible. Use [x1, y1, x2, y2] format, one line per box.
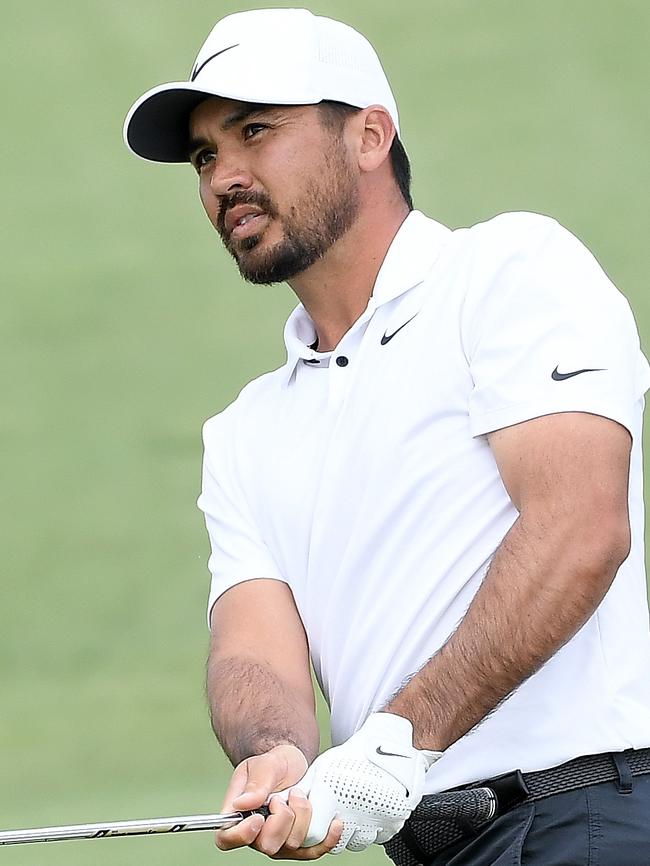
[251, 793, 296, 857]
[271, 818, 344, 861]
[302, 776, 339, 846]
[215, 813, 266, 852]
[283, 788, 312, 850]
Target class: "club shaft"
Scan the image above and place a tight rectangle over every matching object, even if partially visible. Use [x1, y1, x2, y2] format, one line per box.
[0, 811, 260, 845]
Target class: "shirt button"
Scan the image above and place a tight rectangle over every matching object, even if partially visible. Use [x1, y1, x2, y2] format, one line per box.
[336, 356, 349, 367]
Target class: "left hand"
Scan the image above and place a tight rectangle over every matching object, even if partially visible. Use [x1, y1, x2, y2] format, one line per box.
[214, 745, 343, 859]
[298, 712, 441, 853]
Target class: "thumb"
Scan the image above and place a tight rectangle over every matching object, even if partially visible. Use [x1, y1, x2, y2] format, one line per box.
[230, 780, 273, 811]
[229, 762, 284, 811]
[230, 746, 307, 810]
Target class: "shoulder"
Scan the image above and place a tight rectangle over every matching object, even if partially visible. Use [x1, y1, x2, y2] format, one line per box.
[452, 210, 622, 307]
[456, 211, 640, 367]
[202, 365, 286, 451]
[434, 211, 578, 302]
[452, 211, 619, 287]
[467, 210, 559, 236]
[452, 210, 566, 263]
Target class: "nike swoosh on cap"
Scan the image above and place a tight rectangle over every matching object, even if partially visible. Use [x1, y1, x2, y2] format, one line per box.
[551, 366, 605, 381]
[191, 43, 240, 81]
[380, 314, 418, 345]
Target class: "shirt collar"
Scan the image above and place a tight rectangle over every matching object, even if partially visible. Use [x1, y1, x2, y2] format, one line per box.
[371, 210, 451, 305]
[281, 211, 451, 386]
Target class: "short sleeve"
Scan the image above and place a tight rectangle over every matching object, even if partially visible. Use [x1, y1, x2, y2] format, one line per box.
[198, 411, 286, 627]
[462, 214, 650, 438]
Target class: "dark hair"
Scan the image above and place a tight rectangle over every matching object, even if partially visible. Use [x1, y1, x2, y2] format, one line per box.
[318, 101, 413, 211]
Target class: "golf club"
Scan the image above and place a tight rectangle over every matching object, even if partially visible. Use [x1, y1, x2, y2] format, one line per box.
[0, 788, 496, 846]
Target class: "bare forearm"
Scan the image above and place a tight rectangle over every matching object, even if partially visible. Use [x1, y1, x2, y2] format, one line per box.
[208, 654, 320, 766]
[386, 513, 628, 750]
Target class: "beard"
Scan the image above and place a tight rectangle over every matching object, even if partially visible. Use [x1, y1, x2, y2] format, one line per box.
[216, 140, 360, 285]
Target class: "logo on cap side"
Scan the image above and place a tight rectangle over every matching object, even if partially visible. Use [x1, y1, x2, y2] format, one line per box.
[190, 44, 240, 82]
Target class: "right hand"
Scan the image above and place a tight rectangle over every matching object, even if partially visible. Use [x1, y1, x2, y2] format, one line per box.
[297, 713, 440, 854]
[215, 744, 343, 858]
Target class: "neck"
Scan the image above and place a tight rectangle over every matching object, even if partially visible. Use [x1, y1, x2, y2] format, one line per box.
[287, 202, 411, 351]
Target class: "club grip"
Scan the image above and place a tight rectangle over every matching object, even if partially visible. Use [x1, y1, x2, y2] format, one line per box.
[413, 787, 496, 830]
[242, 805, 271, 820]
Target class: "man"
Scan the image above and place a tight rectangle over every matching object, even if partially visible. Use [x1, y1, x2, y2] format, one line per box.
[123, 8, 650, 864]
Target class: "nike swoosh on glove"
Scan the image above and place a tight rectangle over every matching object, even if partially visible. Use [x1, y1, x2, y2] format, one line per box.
[298, 712, 441, 854]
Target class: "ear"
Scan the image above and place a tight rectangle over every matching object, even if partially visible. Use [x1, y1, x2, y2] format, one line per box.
[356, 106, 396, 173]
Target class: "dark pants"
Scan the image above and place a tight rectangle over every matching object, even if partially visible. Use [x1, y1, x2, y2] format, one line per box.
[416, 757, 650, 865]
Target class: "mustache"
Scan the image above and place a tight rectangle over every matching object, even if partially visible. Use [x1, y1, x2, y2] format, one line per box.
[217, 190, 277, 236]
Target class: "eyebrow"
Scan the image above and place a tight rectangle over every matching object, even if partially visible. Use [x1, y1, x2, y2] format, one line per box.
[222, 103, 271, 130]
[187, 104, 285, 159]
[186, 136, 211, 161]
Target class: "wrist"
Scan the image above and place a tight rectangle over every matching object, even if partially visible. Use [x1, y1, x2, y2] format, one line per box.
[379, 704, 445, 753]
[359, 711, 415, 741]
[357, 712, 442, 769]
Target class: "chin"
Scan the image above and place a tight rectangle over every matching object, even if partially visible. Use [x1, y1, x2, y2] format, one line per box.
[238, 233, 265, 253]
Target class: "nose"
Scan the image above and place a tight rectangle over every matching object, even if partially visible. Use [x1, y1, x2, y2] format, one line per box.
[208, 156, 254, 197]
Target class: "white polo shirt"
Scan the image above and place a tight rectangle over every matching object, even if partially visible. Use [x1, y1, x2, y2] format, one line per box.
[198, 210, 650, 791]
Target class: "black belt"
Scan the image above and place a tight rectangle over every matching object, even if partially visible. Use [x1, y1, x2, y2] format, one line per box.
[384, 748, 650, 866]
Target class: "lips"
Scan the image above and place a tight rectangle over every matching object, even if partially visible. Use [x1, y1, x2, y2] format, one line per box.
[224, 203, 268, 238]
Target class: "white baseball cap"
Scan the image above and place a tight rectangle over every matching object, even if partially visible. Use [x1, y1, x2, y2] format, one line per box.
[123, 8, 400, 163]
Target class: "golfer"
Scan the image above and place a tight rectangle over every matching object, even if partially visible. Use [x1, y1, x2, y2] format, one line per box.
[124, 9, 650, 864]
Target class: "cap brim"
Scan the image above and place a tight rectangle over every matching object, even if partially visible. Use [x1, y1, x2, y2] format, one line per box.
[123, 83, 220, 163]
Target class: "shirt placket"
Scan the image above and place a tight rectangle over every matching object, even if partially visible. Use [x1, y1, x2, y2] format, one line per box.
[327, 300, 377, 410]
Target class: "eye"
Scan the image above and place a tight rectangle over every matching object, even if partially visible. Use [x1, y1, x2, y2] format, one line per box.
[193, 148, 215, 173]
[243, 123, 268, 140]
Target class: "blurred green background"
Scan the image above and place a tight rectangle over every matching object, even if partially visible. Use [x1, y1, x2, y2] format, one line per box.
[1, 1, 648, 864]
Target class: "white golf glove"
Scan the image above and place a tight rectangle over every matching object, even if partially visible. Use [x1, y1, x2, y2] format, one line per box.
[298, 712, 441, 854]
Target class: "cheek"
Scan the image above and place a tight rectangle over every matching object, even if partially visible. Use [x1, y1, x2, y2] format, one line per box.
[198, 178, 218, 224]
[256, 142, 307, 193]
